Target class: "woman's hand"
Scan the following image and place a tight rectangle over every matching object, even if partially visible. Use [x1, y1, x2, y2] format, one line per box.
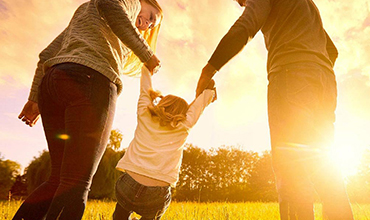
[18, 100, 40, 127]
[144, 54, 161, 75]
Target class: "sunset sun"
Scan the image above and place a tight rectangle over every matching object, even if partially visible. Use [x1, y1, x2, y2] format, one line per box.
[330, 132, 367, 178]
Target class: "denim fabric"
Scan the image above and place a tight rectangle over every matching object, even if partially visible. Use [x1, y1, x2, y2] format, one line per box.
[13, 63, 117, 220]
[113, 173, 171, 220]
[268, 62, 353, 220]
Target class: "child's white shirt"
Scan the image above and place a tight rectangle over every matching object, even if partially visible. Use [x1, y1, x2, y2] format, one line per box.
[116, 67, 215, 187]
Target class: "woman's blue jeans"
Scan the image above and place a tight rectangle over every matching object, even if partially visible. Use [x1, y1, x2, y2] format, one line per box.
[12, 63, 117, 220]
[113, 173, 171, 220]
[268, 62, 353, 220]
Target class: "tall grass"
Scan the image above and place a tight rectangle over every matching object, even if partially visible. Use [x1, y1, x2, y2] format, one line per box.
[2, 200, 370, 220]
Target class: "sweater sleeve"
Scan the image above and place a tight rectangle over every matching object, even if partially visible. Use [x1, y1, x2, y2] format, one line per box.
[137, 66, 153, 113]
[94, 0, 153, 63]
[28, 29, 67, 102]
[208, 0, 271, 71]
[183, 89, 215, 129]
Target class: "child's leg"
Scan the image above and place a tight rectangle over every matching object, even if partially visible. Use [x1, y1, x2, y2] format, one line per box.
[140, 211, 166, 220]
[113, 203, 131, 220]
[115, 173, 171, 220]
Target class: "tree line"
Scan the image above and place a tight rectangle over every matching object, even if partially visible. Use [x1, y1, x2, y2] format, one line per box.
[2, 130, 370, 203]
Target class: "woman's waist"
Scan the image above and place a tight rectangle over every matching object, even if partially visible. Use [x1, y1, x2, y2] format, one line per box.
[45, 58, 123, 94]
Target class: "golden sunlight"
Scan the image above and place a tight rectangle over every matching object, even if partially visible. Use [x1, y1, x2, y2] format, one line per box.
[330, 133, 366, 178]
[57, 134, 70, 140]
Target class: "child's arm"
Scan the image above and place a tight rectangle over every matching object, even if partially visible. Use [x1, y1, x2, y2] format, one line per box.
[137, 66, 154, 113]
[184, 80, 216, 128]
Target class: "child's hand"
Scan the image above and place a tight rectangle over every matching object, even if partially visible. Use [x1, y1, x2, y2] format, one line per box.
[144, 54, 161, 75]
[206, 79, 217, 102]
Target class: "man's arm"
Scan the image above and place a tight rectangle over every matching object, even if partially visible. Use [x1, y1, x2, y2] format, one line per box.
[196, 0, 271, 97]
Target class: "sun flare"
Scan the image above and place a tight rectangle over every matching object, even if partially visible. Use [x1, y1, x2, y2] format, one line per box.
[330, 133, 367, 178]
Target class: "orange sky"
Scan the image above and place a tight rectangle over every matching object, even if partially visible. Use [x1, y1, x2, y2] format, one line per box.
[0, 0, 369, 172]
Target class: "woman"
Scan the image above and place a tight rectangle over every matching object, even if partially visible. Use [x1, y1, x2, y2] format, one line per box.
[15, 0, 163, 219]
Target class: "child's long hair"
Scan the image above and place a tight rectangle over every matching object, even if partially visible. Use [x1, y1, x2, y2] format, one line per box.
[147, 89, 189, 129]
[123, 0, 163, 77]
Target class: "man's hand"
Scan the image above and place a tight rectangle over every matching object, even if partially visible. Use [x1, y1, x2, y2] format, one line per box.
[235, 0, 247, 7]
[206, 79, 217, 102]
[144, 54, 161, 75]
[196, 63, 217, 97]
[206, 79, 215, 90]
[18, 100, 40, 127]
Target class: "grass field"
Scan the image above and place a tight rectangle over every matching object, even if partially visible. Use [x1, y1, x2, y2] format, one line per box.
[1, 200, 370, 220]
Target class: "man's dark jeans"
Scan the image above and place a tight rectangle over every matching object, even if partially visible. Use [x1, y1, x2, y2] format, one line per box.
[268, 62, 353, 220]
[113, 172, 171, 220]
[13, 63, 117, 220]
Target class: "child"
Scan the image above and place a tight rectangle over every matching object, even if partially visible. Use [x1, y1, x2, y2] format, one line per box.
[113, 66, 216, 220]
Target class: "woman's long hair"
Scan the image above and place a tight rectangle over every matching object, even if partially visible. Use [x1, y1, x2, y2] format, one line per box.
[123, 0, 163, 77]
[147, 89, 189, 129]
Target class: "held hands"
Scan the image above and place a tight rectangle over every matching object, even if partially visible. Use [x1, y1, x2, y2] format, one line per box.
[196, 63, 217, 97]
[18, 100, 40, 127]
[235, 0, 247, 7]
[144, 54, 161, 75]
[206, 79, 217, 102]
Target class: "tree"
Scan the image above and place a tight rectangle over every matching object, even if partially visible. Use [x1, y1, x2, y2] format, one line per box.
[10, 174, 28, 198]
[24, 150, 51, 194]
[248, 151, 277, 201]
[0, 154, 21, 199]
[24, 130, 125, 199]
[175, 145, 265, 202]
[89, 148, 125, 199]
[207, 146, 260, 201]
[175, 144, 211, 201]
[107, 129, 123, 151]
[89, 129, 125, 199]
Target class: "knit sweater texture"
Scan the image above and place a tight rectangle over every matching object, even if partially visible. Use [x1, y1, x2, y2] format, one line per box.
[208, 0, 338, 74]
[29, 0, 153, 102]
[116, 67, 215, 187]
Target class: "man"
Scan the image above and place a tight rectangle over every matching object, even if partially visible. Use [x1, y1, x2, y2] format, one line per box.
[196, 0, 354, 219]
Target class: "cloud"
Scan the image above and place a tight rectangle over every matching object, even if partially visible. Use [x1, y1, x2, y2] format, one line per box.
[315, 0, 370, 81]
[338, 70, 370, 119]
[0, 0, 85, 87]
[155, 1, 270, 146]
[156, 0, 245, 95]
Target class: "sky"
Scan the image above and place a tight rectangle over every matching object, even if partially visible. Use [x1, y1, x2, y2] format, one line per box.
[0, 0, 369, 173]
